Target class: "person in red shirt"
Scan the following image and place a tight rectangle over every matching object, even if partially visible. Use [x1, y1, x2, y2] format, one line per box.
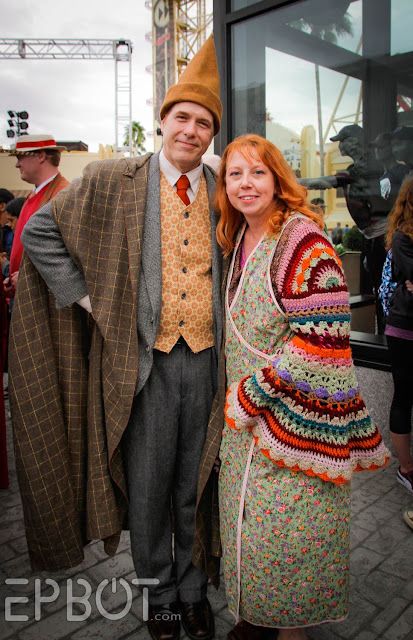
[5, 134, 69, 297]
[1, 137, 68, 489]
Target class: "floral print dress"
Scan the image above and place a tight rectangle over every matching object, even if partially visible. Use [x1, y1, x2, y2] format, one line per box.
[219, 216, 389, 629]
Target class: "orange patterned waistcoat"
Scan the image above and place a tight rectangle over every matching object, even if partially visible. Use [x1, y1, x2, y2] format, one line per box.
[154, 172, 214, 353]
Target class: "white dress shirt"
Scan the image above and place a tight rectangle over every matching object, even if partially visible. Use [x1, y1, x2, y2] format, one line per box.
[159, 149, 203, 203]
[34, 173, 59, 194]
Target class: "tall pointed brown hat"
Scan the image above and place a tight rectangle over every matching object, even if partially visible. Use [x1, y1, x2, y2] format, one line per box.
[160, 34, 222, 133]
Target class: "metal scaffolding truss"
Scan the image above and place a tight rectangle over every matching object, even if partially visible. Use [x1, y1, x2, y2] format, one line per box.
[149, 0, 212, 148]
[174, 1, 212, 76]
[0, 38, 133, 152]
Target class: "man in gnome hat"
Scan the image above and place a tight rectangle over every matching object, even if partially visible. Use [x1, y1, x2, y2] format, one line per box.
[12, 36, 222, 640]
[5, 134, 68, 296]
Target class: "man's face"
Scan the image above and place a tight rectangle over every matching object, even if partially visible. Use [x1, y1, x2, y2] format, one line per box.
[161, 101, 214, 173]
[15, 152, 43, 185]
[3, 213, 16, 231]
[0, 209, 9, 226]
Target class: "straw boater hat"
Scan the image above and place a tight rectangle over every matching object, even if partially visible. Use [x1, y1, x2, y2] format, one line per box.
[160, 34, 222, 134]
[9, 134, 66, 156]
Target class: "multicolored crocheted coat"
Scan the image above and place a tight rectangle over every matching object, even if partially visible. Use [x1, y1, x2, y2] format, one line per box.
[225, 216, 390, 485]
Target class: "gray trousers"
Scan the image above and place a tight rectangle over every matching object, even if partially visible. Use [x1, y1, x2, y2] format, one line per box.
[123, 340, 217, 605]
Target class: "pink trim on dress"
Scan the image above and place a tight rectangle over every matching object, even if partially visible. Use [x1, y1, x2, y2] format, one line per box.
[239, 238, 246, 270]
[235, 438, 255, 622]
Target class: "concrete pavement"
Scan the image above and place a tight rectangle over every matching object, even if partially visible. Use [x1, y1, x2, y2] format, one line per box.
[1, 367, 413, 640]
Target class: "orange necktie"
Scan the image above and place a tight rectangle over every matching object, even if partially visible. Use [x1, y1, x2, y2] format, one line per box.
[176, 174, 190, 206]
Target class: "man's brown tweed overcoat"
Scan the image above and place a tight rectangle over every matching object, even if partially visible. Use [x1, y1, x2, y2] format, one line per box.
[9, 154, 225, 583]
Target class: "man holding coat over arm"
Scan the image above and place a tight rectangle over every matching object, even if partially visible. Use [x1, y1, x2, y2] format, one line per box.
[10, 35, 223, 640]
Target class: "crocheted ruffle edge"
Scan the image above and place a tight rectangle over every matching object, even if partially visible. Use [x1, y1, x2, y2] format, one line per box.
[225, 385, 391, 486]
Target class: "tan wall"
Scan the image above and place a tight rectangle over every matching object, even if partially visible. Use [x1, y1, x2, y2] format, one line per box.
[0, 146, 117, 193]
[299, 128, 354, 229]
[300, 139, 354, 230]
[324, 143, 354, 229]
[300, 125, 319, 179]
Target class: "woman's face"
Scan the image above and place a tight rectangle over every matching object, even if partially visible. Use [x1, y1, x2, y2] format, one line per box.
[225, 150, 275, 226]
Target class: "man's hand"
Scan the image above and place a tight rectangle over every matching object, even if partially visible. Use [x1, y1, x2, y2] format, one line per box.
[10, 271, 19, 288]
[406, 280, 413, 293]
[3, 276, 15, 297]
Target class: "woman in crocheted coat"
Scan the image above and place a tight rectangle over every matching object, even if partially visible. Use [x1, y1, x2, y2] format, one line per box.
[215, 134, 390, 640]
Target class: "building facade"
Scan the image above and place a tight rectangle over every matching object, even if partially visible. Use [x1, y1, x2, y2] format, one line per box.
[213, 0, 413, 364]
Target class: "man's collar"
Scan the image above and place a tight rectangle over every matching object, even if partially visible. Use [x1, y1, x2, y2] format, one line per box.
[34, 173, 59, 194]
[159, 149, 203, 191]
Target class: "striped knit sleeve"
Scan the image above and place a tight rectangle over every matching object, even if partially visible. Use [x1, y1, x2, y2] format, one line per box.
[225, 219, 390, 484]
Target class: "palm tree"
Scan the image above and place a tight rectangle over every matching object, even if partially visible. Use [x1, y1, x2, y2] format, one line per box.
[124, 120, 146, 155]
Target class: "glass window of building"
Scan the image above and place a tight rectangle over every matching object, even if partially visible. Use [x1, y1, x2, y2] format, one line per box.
[231, 0, 263, 10]
[216, 0, 413, 344]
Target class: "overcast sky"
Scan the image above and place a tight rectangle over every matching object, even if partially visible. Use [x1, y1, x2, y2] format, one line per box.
[0, 0, 154, 151]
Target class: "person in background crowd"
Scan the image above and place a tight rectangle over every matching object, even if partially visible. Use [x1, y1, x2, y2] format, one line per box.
[2, 197, 26, 260]
[4, 135, 68, 298]
[310, 197, 329, 235]
[12, 36, 222, 640]
[0, 189, 15, 255]
[2, 197, 27, 315]
[384, 175, 413, 509]
[0, 276, 8, 490]
[310, 196, 326, 214]
[0, 189, 14, 220]
[0, 192, 12, 491]
[331, 221, 343, 244]
[215, 134, 389, 640]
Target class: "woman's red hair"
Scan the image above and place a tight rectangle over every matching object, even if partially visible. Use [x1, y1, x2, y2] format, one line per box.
[215, 134, 323, 255]
[386, 173, 413, 249]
